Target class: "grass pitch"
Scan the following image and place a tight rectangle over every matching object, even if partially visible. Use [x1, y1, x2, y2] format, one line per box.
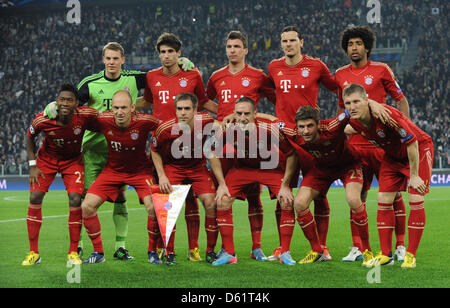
[0, 187, 449, 288]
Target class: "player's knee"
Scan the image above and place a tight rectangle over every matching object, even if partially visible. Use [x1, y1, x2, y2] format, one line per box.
[218, 196, 233, 210]
[293, 199, 308, 212]
[29, 191, 45, 205]
[68, 193, 82, 207]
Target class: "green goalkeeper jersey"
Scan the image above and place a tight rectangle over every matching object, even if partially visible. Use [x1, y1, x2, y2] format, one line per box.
[77, 69, 147, 151]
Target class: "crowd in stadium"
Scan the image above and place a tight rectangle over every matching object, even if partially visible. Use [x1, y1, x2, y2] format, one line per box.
[0, 0, 448, 175]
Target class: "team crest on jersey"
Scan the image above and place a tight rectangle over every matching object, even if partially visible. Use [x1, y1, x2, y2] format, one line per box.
[301, 68, 311, 78]
[73, 126, 82, 135]
[398, 128, 407, 137]
[241, 77, 251, 87]
[364, 75, 374, 85]
[377, 130, 386, 138]
[179, 78, 188, 88]
[130, 129, 139, 140]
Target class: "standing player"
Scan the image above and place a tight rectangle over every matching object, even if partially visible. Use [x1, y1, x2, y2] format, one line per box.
[139, 32, 218, 262]
[267, 25, 339, 260]
[22, 84, 98, 266]
[279, 106, 383, 265]
[150, 93, 222, 265]
[81, 90, 159, 264]
[335, 26, 409, 262]
[344, 84, 433, 268]
[206, 30, 276, 261]
[212, 97, 298, 266]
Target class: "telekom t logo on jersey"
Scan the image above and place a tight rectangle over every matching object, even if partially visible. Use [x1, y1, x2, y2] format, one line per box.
[221, 90, 232, 102]
[159, 91, 170, 104]
[280, 80, 292, 93]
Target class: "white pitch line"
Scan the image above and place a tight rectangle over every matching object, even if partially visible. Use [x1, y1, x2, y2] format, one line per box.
[0, 207, 145, 224]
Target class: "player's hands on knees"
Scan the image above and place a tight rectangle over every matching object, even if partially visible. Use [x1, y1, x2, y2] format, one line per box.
[368, 99, 392, 124]
[215, 183, 231, 207]
[277, 185, 294, 207]
[409, 175, 426, 195]
[29, 166, 44, 190]
[158, 175, 173, 194]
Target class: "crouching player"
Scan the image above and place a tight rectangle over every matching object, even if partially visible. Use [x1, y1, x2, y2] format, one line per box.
[80, 90, 160, 264]
[23, 84, 98, 266]
[280, 106, 382, 265]
[344, 83, 434, 268]
[213, 97, 298, 266]
[150, 93, 223, 265]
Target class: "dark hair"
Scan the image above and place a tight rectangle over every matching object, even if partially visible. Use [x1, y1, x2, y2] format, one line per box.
[340, 26, 375, 58]
[235, 96, 256, 111]
[156, 32, 182, 52]
[174, 92, 198, 109]
[295, 106, 320, 124]
[58, 84, 78, 100]
[226, 30, 248, 48]
[281, 25, 302, 40]
[342, 83, 368, 99]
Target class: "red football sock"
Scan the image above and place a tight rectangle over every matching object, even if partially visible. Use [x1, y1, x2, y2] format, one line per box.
[275, 201, 282, 247]
[280, 208, 295, 253]
[27, 204, 42, 253]
[377, 202, 395, 256]
[313, 198, 330, 247]
[217, 208, 234, 255]
[407, 201, 426, 257]
[166, 224, 176, 254]
[185, 196, 200, 250]
[68, 206, 82, 254]
[351, 203, 371, 252]
[205, 216, 219, 253]
[247, 194, 263, 250]
[350, 209, 363, 250]
[296, 208, 322, 253]
[147, 215, 160, 252]
[393, 194, 406, 247]
[83, 213, 103, 253]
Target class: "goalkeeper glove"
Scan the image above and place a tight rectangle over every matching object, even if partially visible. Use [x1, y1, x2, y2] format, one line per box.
[178, 57, 195, 71]
[43, 101, 58, 119]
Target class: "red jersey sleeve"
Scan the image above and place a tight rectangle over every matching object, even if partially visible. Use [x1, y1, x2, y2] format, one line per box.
[318, 60, 338, 93]
[206, 75, 218, 101]
[259, 72, 276, 103]
[27, 113, 45, 138]
[380, 65, 405, 102]
[193, 71, 209, 109]
[385, 108, 417, 146]
[143, 71, 154, 105]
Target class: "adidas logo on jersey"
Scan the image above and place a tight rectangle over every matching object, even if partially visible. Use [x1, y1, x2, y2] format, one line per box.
[277, 71, 283, 76]
[155, 82, 162, 87]
[98, 89, 104, 94]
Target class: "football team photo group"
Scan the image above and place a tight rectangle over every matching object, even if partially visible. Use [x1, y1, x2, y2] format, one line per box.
[1, 0, 448, 290]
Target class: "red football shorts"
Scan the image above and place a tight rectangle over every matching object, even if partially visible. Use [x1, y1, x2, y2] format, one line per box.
[164, 163, 216, 196]
[225, 167, 283, 200]
[355, 145, 384, 193]
[30, 156, 84, 194]
[300, 162, 364, 195]
[87, 167, 155, 203]
[378, 142, 434, 196]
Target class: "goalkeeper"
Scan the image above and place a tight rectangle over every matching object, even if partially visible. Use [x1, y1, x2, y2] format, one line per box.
[44, 42, 194, 261]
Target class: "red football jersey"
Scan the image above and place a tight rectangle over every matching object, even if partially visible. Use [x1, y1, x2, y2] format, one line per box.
[91, 112, 159, 173]
[206, 64, 275, 121]
[283, 111, 359, 167]
[151, 113, 215, 168]
[268, 55, 338, 125]
[224, 117, 293, 169]
[28, 107, 98, 162]
[335, 61, 405, 147]
[144, 68, 209, 121]
[348, 105, 432, 161]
